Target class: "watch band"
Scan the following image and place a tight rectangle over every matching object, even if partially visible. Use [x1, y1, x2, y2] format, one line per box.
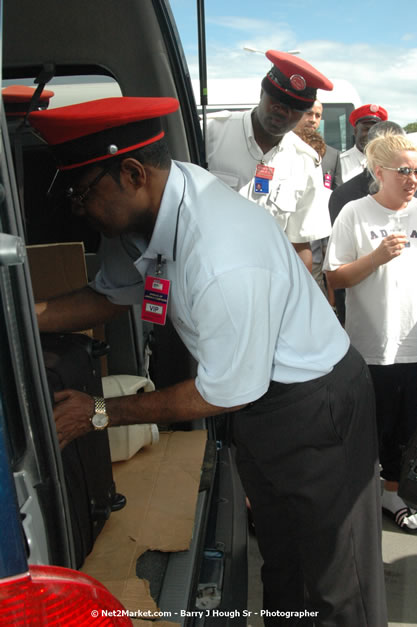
[91, 396, 109, 431]
[93, 396, 107, 414]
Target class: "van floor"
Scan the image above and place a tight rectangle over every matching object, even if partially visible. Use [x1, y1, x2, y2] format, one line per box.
[246, 516, 417, 626]
[81, 430, 207, 621]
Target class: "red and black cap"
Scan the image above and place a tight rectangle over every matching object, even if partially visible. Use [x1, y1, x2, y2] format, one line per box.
[2, 85, 55, 117]
[28, 96, 180, 170]
[349, 104, 388, 127]
[261, 50, 333, 112]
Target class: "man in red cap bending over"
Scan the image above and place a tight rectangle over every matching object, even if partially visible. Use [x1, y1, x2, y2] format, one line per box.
[206, 50, 333, 271]
[340, 104, 388, 182]
[28, 96, 387, 626]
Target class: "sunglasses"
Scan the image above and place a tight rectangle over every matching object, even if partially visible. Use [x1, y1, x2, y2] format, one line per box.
[382, 166, 417, 177]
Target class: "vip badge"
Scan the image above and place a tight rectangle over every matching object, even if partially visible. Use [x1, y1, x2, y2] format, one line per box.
[141, 275, 170, 325]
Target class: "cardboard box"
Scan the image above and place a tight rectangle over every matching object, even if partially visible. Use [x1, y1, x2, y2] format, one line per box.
[27, 242, 107, 370]
[27, 242, 89, 301]
[81, 430, 207, 622]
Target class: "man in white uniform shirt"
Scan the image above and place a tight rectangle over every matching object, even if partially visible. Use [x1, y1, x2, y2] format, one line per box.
[205, 50, 333, 271]
[29, 96, 387, 626]
[340, 104, 388, 182]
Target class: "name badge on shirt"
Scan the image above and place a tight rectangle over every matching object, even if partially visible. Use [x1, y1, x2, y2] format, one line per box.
[324, 172, 332, 189]
[254, 163, 274, 195]
[141, 275, 170, 325]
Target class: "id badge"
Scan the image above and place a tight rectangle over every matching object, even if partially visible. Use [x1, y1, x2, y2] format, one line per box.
[254, 176, 270, 194]
[254, 163, 274, 195]
[324, 172, 332, 189]
[255, 164, 274, 180]
[141, 275, 170, 325]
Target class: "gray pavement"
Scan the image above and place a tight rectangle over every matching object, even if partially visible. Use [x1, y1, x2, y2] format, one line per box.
[246, 516, 417, 626]
[383, 514, 417, 626]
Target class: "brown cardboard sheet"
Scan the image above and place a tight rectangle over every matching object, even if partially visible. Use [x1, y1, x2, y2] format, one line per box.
[26, 241, 107, 369]
[26, 242, 88, 300]
[81, 430, 207, 623]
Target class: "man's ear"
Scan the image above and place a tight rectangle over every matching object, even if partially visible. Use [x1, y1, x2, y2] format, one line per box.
[120, 157, 146, 188]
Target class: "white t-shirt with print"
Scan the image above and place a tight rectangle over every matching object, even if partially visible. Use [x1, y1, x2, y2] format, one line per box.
[324, 194, 417, 365]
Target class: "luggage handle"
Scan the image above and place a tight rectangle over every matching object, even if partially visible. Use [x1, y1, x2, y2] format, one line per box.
[91, 339, 110, 358]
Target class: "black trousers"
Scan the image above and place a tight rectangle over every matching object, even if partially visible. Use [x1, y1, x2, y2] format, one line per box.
[233, 346, 387, 627]
[369, 362, 417, 482]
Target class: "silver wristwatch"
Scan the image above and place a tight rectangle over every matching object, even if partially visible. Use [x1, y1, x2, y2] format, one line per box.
[91, 396, 109, 430]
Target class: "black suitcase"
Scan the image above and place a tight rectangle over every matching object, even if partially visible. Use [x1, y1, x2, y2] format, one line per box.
[41, 332, 125, 568]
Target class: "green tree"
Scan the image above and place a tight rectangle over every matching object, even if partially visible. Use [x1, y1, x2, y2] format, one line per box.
[404, 122, 417, 133]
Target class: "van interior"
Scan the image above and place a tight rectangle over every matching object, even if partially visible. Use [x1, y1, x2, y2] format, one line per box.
[1, 0, 247, 623]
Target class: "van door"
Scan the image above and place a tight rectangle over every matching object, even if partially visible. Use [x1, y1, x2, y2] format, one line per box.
[0, 108, 75, 567]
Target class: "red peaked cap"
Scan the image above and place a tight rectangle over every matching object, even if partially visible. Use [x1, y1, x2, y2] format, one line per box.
[262, 50, 333, 112]
[28, 96, 180, 170]
[2, 84, 55, 117]
[349, 104, 388, 127]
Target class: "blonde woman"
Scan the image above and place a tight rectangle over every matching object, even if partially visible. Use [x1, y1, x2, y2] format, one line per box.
[324, 132, 417, 532]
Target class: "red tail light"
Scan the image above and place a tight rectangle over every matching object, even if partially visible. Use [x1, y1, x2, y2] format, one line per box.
[0, 564, 133, 625]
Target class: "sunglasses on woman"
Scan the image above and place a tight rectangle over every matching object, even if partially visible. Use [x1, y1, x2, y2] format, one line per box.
[382, 166, 417, 177]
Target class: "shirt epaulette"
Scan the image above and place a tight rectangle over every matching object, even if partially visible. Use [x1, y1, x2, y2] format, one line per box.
[206, 110, 234, 121]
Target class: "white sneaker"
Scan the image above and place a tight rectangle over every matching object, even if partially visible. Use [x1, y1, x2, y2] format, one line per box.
[403, 510, 417, 530]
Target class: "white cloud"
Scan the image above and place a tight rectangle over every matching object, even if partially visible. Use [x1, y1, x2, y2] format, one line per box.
[188, 19, 417, 127]
[207, 16, 273, 32]
[297, 41, 417, 127]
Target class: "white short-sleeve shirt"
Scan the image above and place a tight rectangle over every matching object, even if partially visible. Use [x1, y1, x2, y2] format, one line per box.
[324, 195, 417, 365]
[205, 109, 331, 243]
[340, 145, 366, 183]
[92, 161, 349, 406]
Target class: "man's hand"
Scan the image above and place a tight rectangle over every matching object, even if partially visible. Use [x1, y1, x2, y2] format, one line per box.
[53, 378, 248, 449]
[53, 389, 95, 448]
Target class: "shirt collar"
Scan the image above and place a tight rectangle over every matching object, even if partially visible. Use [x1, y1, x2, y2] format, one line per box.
[141, 160, 185, 263]
[244, 108, 256, 142]
[244, 108, 294, 157]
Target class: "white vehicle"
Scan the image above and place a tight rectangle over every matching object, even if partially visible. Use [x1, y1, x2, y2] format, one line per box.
[16, 74, 361, 153]
[193, 77, 362, 152]
[44, 78, 122, 108]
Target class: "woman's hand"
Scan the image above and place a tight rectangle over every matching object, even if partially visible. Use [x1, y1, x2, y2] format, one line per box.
[373, 233, 408, 266]
[326, 233, 408, 289]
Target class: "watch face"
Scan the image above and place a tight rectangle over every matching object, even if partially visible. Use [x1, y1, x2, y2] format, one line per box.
[92, 412, 109, 429]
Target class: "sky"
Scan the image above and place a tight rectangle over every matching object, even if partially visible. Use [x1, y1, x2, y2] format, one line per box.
[169, 0, 417, 128]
